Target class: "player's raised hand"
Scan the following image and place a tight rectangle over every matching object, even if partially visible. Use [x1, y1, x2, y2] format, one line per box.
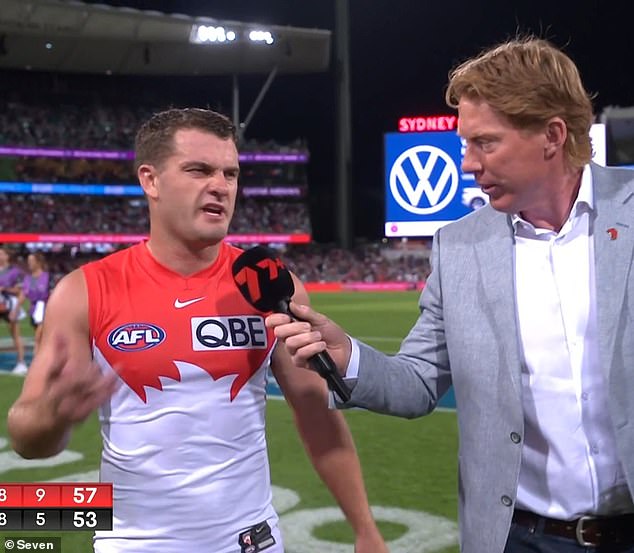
[41, 333, 118, 425]
[266, 301, 352, 374]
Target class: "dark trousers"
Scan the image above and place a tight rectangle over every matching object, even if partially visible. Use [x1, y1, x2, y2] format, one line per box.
[505, 522, 634, 553]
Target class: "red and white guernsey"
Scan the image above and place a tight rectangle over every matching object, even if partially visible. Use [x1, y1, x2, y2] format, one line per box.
[82, 242, 282, 552]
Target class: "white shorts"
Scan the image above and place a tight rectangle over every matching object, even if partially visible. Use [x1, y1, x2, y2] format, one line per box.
[1, 294, 26, 322]
[32, 300, 45, 325]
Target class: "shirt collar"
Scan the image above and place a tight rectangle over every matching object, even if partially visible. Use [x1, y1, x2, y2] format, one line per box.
[511, 165, 594, 234]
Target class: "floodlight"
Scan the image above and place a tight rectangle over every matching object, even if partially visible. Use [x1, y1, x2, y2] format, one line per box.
[248, 30, 274, 45]
[190, 24, 237, 44]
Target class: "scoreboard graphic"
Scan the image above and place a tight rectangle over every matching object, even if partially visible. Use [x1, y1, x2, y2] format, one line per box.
[0, 483, 112, 531]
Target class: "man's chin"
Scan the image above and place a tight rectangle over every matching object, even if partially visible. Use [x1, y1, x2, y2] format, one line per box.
[188, 227, 228, 246]
[488, 197, 514, 214]
[204, 232, 228, 245]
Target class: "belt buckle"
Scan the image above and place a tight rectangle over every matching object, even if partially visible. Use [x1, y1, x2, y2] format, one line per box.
[575, 515, 597, 547]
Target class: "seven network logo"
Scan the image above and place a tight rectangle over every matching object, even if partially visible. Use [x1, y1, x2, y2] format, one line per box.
[389, 145, 459, 215]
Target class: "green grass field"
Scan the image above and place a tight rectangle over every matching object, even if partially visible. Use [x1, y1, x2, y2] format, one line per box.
[0, 291, 459, 552]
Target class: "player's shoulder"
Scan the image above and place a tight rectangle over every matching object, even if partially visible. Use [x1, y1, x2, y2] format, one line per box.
[45, 267, 88, 314]
[82, 244, 138, 275]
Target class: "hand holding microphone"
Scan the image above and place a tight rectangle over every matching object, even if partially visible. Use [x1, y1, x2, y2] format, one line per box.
[232, 246, 351, 402]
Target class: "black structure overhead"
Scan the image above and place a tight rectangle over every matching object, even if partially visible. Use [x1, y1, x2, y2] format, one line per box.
[0, 0, 331, 75]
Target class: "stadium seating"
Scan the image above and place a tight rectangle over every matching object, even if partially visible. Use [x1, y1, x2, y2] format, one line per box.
[0, 96, 430, 286]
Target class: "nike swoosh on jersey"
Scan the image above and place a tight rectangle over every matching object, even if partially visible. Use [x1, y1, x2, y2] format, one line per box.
[174, 297, 206, 308]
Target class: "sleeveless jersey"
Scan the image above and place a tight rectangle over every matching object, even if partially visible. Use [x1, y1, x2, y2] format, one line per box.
[82, 242, 282, 553]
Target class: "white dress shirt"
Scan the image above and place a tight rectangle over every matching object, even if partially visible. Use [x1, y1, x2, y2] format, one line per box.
[514, 166, 633, 519]
[343, 167, 633, 519]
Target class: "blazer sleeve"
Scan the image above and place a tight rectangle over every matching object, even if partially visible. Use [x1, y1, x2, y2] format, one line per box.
[342, 230, 452, 418]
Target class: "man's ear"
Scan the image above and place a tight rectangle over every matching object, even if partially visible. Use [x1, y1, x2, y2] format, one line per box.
[137, 164, 159, 198]
[544, 117, 567, 160]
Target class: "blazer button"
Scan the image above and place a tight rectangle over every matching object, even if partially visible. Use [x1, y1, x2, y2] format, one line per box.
[510, 432, 521, 444]
[501, 495, 513, 507]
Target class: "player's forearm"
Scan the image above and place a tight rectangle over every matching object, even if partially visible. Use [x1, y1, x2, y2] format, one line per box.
[7, 399, 71, 459]
[315, 448, 377, 534]
[297, 413, 377, 535]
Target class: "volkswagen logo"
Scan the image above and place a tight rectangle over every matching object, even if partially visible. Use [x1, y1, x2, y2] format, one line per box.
[389, 145, 459, 215]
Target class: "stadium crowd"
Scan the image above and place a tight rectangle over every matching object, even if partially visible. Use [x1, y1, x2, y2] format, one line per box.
[5, 156, 307, 187]
[0, 100, 309, 154]
[0, 194, 311, 235]
[1, 242, 430, 289]
[0, 96, 430, 291]
[283, 242, 430, 284]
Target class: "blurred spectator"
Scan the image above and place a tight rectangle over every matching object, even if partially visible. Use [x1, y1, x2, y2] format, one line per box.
[0, 101, 145, 149]
[0, 194, 150, 234]
[0, 245, 27, 373]
[281, 242, 431, 284]
[19, 251, 51, 366]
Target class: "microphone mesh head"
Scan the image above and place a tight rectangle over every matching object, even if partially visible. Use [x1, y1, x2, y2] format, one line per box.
[231, 246, 295, 312]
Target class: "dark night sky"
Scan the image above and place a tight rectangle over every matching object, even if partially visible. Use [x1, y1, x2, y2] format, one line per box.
[76, 1, 633, 242]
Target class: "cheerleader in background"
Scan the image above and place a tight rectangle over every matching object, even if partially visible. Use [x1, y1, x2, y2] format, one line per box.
[18, 252, 51, 372]
[0, 246, 27, 374]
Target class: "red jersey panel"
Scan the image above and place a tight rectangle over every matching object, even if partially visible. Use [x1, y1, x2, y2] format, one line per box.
[83, 241, 276, 403]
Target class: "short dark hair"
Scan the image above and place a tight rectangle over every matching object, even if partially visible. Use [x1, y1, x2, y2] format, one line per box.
[134, 108, 237, 171]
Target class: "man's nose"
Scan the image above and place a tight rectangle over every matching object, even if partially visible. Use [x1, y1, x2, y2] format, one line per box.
[208, 172, 229, 193]
[461, 147, 481, 174]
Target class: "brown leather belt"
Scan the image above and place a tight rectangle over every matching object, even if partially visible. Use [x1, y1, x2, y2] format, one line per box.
[512, 509, 634, 547]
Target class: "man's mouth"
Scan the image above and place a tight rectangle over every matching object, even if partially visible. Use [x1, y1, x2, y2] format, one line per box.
[202, 204, 224, 216]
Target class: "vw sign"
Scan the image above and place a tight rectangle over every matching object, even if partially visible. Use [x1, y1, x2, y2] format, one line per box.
[389, 145, 459, 215]
[385, 131, 472, 237]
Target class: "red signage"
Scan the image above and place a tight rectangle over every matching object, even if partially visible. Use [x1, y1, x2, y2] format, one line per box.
[0, 233, 311, 244]
[398, 115, 457, 133]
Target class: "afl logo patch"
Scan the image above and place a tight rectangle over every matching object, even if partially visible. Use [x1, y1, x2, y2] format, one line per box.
[108, 322, 166, 352]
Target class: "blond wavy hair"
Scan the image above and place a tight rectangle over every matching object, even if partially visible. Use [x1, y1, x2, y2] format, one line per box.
[445, 37, 594, 168]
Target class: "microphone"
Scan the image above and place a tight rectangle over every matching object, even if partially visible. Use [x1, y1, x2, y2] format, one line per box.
[232, 246, 351, 402]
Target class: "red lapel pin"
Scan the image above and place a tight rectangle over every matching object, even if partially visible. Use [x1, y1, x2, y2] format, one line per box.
[607, 228, 618, 240]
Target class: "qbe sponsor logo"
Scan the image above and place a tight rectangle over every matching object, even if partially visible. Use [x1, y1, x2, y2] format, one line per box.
[191, 315, 268, 351]
[389, 145, 459, 215]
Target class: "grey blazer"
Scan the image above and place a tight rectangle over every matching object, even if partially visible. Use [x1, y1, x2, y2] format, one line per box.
[347, 163, 634, 552]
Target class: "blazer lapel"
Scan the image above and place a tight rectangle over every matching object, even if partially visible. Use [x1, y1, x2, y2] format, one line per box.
[593, 165, 634, 376]
[473, 208, 523, 399]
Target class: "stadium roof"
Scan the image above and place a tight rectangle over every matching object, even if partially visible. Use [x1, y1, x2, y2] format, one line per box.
[0, 0, 332, 75]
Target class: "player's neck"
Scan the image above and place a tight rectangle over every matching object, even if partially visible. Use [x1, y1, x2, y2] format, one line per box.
[145, 238, 221, 277]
